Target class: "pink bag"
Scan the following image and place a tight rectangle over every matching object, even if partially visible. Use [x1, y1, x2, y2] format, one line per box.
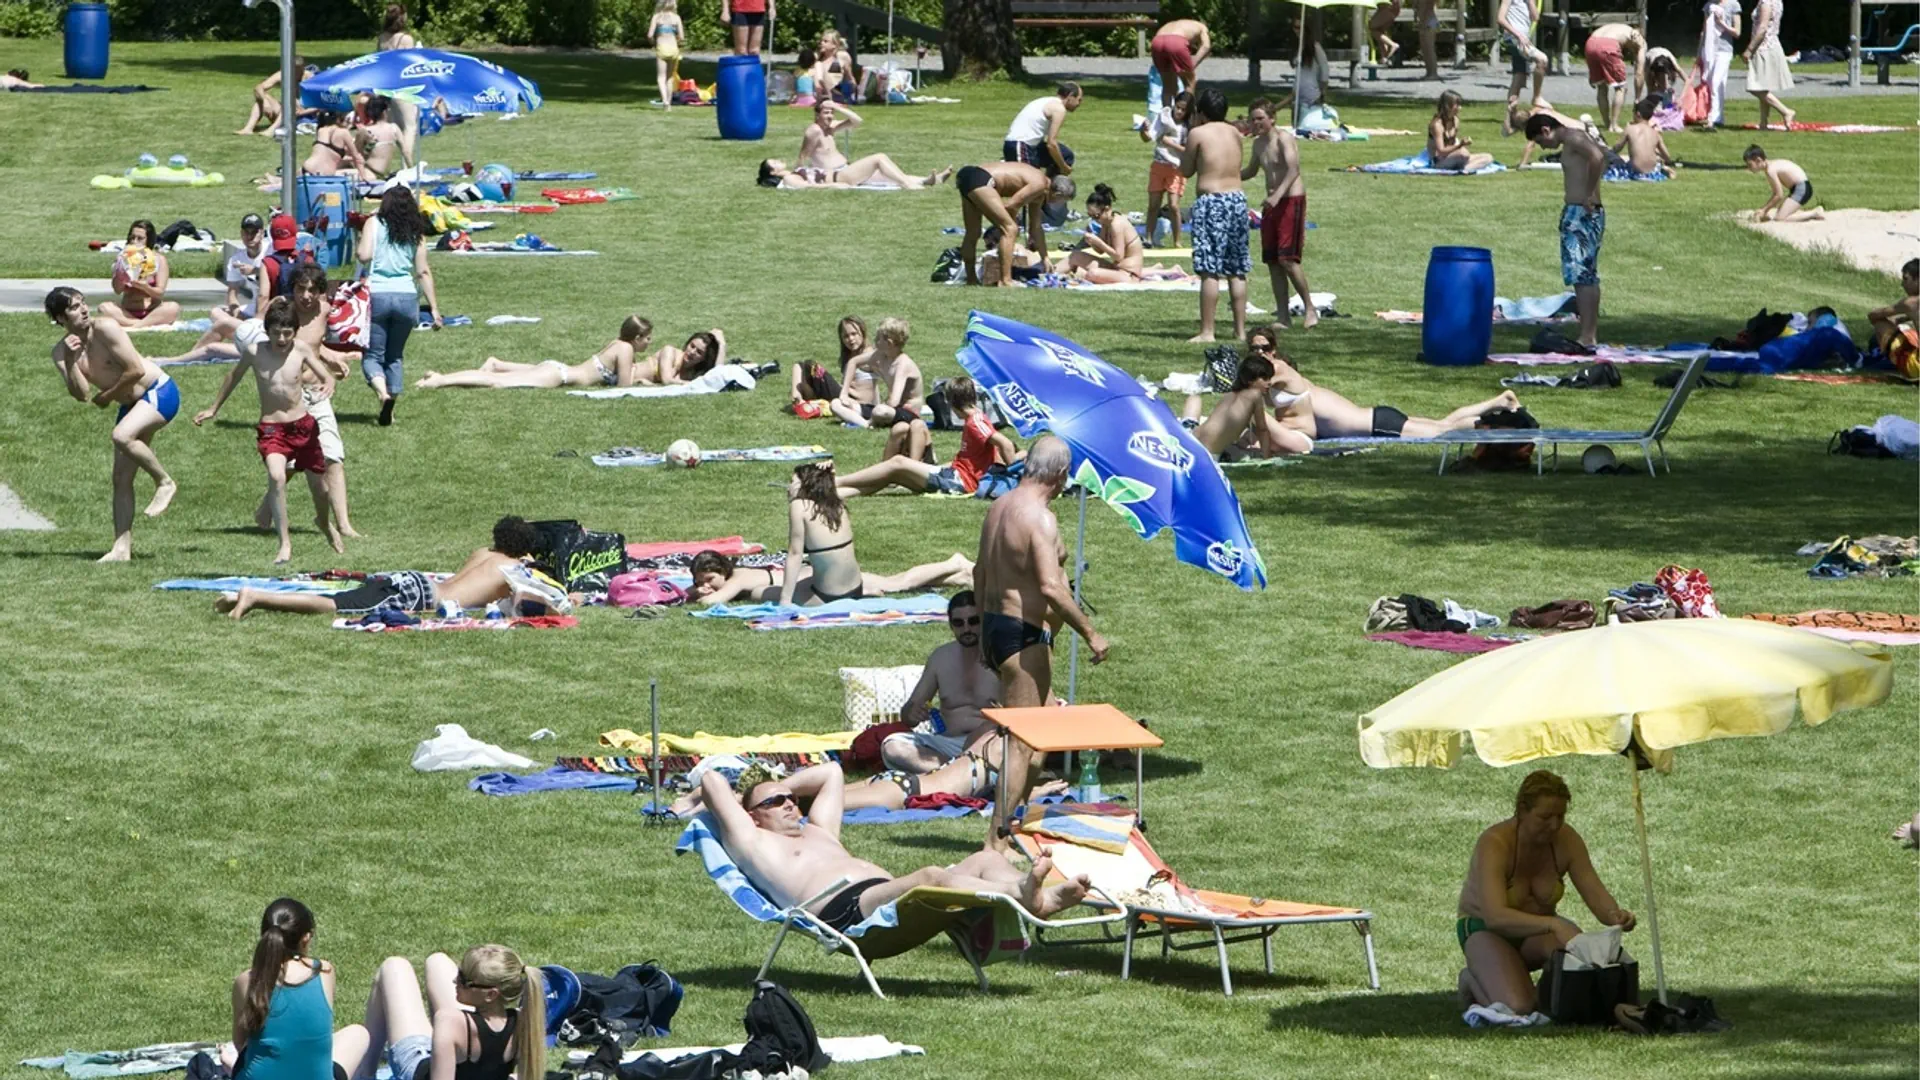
[608, 571, 687, 608]
[1679, 63, 1711, 126]
[325, 280, 370, 350]
[1654, 564, 1720, 619]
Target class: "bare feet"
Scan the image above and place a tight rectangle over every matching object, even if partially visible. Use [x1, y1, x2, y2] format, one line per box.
[273, 544, 292, 565]
[144, 479, 177, 517]
[254, 497, 275, 530]
[214, 592, 239, 615]
[1187, 332, 1216, 343]
[1272, 317, 1293, 330]
[1779, 109, 1796, 130]
[227, 587, 259, 619]
[1496, 390, 1519, 409]
[317, 515, 346, 554]
[339, 524, 365, 540]
[97, 546, 131, 563]
[1301, 308, 1320, 330]
[1032, 778, 1071, 798]
[1037, 872, 1093, 917]
[415, 373, 441, 388]
[930, 166, 954, 185]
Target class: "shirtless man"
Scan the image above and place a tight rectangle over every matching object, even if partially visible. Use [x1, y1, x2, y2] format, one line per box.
[1002, 84, 1080, 176]
[1742, 145, 1826, 223]
[216, 516, 549, 619]
[1148, 20, 1210, 108]
[44, 287, 180, 562]
[976, 435, 1106, 842]
[881, 590, 1005, 773]
[799, 99, 860, 172]
[258, 265, 360, 540]
[1525, 114, 1607, 348]
[1179, 88, 1250, 344]
[693, 762, 1091, 934]
[849, 317, 930, 462]
[1611, 97, 1675, 178]
[1244, 98, 1315, 331]
[1183, 353, 1289, 460]
[956, 161, 1069, 287]
[1498, 0, 1548, 135]
[193, 297, 341, 564]
[1584, 23, 1646, 132]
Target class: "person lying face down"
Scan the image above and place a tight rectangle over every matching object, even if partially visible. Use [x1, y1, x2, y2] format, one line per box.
[685, 760, 1088, 933]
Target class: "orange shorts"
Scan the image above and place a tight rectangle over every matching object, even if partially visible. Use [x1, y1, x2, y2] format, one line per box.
[1148, 160, 1186, 197]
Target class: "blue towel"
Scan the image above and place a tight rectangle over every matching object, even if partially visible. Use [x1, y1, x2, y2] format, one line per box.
[471, 766, 638, 796]
[692, 594, 949, 620]
[1357, 150, 1506, 175]
[153, 576, 352, 594]
[840, 803, 987, 825]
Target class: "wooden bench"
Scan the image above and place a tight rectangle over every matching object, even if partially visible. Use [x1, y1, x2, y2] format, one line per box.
[1011, 0, 1160, 58]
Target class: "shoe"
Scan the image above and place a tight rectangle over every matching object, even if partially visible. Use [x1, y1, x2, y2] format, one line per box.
[378, 397, 395, 426]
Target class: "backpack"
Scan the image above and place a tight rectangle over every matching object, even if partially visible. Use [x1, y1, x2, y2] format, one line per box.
[738, 981, 828, 1075]
[155, 219, 210, 250]
[532, 519, 629, 591]
[1569, 361, 1621, 389]
[1711, 308, 1792, 352]
[1469, 405, 1540, 470]
[569, 963, 684, 1039]
[607, 571, 687, 608]
[262, 245, 320, 302]
[1829, 426, 1893, 458]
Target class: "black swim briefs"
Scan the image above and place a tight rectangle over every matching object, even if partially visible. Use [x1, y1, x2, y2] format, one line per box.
[817, 876, 889, 932]
[1371, 405, 1409, 437]
[956, 164, 994, 195]
[981, 611, 1051, 670]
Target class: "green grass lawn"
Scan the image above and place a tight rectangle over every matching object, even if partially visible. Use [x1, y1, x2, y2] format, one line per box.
[0, 38, 1915, 1080]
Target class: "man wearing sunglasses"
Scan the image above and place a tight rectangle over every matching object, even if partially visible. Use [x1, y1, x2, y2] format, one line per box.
[881, 591, 1004, 774]
[696, 762, 1091, 934]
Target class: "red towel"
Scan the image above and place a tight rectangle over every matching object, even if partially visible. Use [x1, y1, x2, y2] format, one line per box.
[624, 536, 766, 560]
[906, 792, 989, 811]
[1366, 631, 1517, 654]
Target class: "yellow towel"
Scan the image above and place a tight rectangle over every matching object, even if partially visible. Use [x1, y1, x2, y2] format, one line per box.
[599, 729, 858, 754]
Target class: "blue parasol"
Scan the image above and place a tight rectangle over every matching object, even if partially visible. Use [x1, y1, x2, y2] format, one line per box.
[300, 48, 542, 117]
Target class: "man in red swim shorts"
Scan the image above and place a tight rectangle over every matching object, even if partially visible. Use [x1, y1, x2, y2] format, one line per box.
[1149, 18, 1210, 108]
[1247, 99, 1316, 330]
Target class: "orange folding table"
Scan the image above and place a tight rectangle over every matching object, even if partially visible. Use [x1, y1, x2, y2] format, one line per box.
[982, 704, 1163, 828]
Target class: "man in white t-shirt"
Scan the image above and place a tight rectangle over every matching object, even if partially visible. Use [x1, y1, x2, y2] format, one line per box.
[1002, 82, 1081, 176]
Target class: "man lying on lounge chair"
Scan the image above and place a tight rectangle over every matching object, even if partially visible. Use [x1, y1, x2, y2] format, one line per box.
[689, 761, 1089, 933]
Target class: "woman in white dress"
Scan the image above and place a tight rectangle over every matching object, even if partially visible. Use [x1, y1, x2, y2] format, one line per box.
[1743, 0, 1796, 131]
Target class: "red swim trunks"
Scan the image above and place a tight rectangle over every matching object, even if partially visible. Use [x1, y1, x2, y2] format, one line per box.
[1261, 193, 1306, 264]
[1584, 35, 1626, 86]
[1150, 33, 1196, 78]
[257, 413, 327, 475]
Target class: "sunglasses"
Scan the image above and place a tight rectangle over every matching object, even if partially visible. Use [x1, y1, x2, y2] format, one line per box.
[751, 792, 796, 811]
[949, 615, 981, 627]
[454, 972, 492, 991]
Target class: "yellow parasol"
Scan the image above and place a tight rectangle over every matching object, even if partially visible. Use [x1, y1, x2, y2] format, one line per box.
[1358, 617, 1894, 1002]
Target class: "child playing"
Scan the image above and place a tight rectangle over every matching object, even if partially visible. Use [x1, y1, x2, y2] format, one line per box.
[834, 376, 1020, 497]
[1611, 96, 1676, 179]
[1140, 90, 1191, 247]
[234, 56, 313, 135]
[648, 0, 683, 110]
[194, 297, 343, 564]
[1868, 258, 1919, 370]
[1743, 145, 1825, 222]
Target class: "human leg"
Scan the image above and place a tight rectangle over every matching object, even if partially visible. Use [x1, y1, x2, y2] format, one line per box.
[731, 22, 750, 54]
[863, 552, 975, 595]
[1144, 188, 1166, 246]
[217, 587, 337, 619]
[1228, 276, 1248, 342]
[1399, 390, 1518, 437]
[423, 952, 463, 1016]
[1460, 931, 1537, 1013]
[263, 454, 292, 564]
[655, 57, 673, 108]
[988, 641, 1050, 842]
[836, 154, 924, 189]
[306, 471, 343, 553]
[415, 365, 562, 389]
[1283, 262, 1316, 328]
[110, 399, 176, 517]
[835, 455, 940, 497]
[332, 1027, 371, 1080]
[1559, 205, 1604, 346]
[101, 448, 137, 562]
[1195, 277, 1221, 342]
[1574, 283, 1600, 344]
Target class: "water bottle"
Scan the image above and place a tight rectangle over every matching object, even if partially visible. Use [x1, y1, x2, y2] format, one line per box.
[1075, 753, 1101, 804]
[1152, 216, 1172, 247]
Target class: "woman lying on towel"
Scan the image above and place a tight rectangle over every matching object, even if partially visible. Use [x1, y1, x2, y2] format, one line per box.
[415, 321, 723, 390]
[670, 758, 1065, 818]
[689, 463, 975, 605]
[332, 946, 544, 1080]
[1457, 770, 1636, 1021]
[834, 376, 1020, 497]
[1052, 183, 1144, 283]
[757, 155, 952, 190]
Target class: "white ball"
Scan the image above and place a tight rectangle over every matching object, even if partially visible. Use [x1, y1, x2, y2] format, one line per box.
[666, 439, 701, 468]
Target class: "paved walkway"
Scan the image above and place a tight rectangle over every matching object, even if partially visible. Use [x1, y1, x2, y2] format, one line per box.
[0, 484, 54, 531]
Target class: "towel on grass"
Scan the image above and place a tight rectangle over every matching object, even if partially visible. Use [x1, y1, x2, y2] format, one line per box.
[1772, 372, 1911, 385]
[425, 167, 598, 180]
[1367, 630, 1523, 653]
[751, 608, 948, 630]
[1486, 345, 1691, 365]
[154, 575, 355, 594]
[333, 615, 577, 632]
[601, 729, 857, 754]
[10, 84, 165, 94]
[1738, 122, 1909, 134]
[592, 444, 829, 468]
[841, 801, 987, 825]
[486, 315, 541, 325]
[604, 1036, 923, 1068]
[21, 1045, 212, 1079]
[542, 187, 635, 203]
[626, 536, 765, 561]
[568, 364, 756, 399]
[471, 766, 639, 796]
[1350, 150, 1506, 175]
[125, 318, 214, 334]
[691, 594, 948, 621]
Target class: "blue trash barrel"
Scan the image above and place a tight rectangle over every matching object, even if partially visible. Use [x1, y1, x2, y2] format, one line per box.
[1422, 246, 1494, 366]
[714, 55, 767, 141]
[295, 175, 357, 270]
[63, 3, 111, 80]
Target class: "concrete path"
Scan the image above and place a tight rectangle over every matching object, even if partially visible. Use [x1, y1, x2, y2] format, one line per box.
[0, 484, 55, 531]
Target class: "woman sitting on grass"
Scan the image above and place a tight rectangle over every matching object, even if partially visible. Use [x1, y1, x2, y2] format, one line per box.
[1427, 91, 1493, 173]
[416, 316, 656, 390]
[1456, 770, 1637, 1025]
[689, 462, 975, 605]
[229, 898, 362, 1080]
[1055, 183, 1144, 283]
[788, 315, 875, 413]
[334, 947, 544, 1080]
[835, 377, 1019, 497]
[100, 220, 181, 329]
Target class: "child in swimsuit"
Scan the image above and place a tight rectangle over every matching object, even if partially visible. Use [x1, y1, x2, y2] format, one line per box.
[648, 0, 683, 109]
[1742, 145, 1825, 222]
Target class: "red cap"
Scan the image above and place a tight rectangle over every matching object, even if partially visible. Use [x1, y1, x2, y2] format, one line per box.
[269, 213, 298, 253]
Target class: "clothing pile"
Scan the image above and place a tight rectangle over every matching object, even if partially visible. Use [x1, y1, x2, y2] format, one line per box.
[1365, 594, 1498, 633]
[1799, 535, 1916, 579]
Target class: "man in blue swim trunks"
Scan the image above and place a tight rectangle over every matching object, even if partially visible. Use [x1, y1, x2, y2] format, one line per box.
[1525, 115, 1607, 349]
[46, 287, 179, 562]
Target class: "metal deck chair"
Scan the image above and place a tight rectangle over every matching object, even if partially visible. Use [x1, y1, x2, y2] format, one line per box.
[676, 815, 1125, 998]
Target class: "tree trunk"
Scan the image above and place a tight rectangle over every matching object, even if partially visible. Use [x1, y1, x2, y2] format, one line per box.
[942, 0, 1023, 79]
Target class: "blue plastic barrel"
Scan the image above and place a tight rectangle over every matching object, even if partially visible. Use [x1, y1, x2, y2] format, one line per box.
[63, 2, 111, 80]
[295, 175, 357, 270]
[1422, 246, 1494, 366]
[714, 55, 767, 141]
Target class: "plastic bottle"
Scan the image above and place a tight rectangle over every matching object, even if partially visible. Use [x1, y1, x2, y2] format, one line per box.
[1076, 753, 1101, 804]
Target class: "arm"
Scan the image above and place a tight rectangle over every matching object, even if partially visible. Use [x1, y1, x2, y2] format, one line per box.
[355, 220, 378, 263]
[829, 101, 863, 131]
[883, 360, 909, 410]
[1239, 142, 1260, 183]
[780, 763, 846, 837]
[1654, 133, 1675, 168]
[52, 342, 89, 401]
[700, 767, 757, 843]
[231, 973, 252, 1050]
[1563, 827, 1635, 930]
[1043, 106, 1071, 175]
[301, 346, 336, 399]
[720, 0, 731, 22]
[1178, 131, 1200, 178]
[1268, 137, 1300, 210]
[413, 241, 441, 326]
[195, 356, 252, 424]
[1580, 140, 1606, 207]
[1026, 198, 1049, 267]
[988, 428, 1019, 464]
[900, 663, 940, 726]
[424, 999, 469, 1080]
[1032, 514, 1100, 648]
[145, 254, 172, 299]
[1193, 26, 1212, 63]
[777, 500, 806, 606]
[709, 328, 728, 368]
[1758, 171, 1785, 216]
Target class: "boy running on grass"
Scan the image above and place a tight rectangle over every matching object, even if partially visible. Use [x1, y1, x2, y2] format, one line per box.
[257, 264, 361, 540]
[1742, 145, 1826, 222]
[194, 297, 342, 564]
[1244, 97, 1316, 330]
[45, 287, 180, 562]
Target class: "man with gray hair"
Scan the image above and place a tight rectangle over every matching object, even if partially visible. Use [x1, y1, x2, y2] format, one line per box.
[976, 434, 1108, 841]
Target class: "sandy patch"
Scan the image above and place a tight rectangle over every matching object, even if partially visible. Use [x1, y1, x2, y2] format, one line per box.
[0, 483, 54, 531]
[1737, 208, 1920, 278]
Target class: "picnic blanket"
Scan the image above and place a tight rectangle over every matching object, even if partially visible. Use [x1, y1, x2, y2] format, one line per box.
[471, 766, 640, 796]
[1744, 610, 1920, 646]
[541, 187, 635, 203]
[568, 364, 756, 399]
[1486, 345, 1698, 365]
[156, 354, 239, 368]
[1368, 630, 1525, 653]
[1773, 372, 1913, 385]
[601, 729, 857, 754]
[841, 800, 990, 825]
[1348, 150, 1506, 175]
[451, 248, 597, 256]
[1738, 122, 1910, 134]
[691, 594, 948, 621]
[425, 167, 598, 180]
[9, 84, 165, 94]
[625, 536, 765, 561]
[332, 615, 577, 632]
[558, 752, 838, 775]
[751, 608, 948, 631]
[154, 575, 356, 594]
[1524, 161, 1670, 183]
[1376, 293, 1576, 325]
[591, 445, 829, 468]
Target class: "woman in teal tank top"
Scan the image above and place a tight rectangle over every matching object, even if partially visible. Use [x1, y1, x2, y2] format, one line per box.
[231, 898, 361, 1080]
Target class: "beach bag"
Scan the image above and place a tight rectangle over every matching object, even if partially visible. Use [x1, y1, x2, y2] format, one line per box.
[1537, 949, 1639, 1026]
[325, 280, 370, 350]
[607, 571, 686, 608]
[1654, 564, 1720, 618]
[1469, 406, 1539, 470]
[739, 981, 828, 1076]
[1203, 344, 1243, 392]
[532, 519, 628, 591]
[839, 664, 925, 729]
[1680, 64, 1710, 125]
[1365, 595, 1409, 631]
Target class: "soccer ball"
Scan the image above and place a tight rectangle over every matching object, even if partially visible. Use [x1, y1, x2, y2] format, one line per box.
[666, 439, 701, 468]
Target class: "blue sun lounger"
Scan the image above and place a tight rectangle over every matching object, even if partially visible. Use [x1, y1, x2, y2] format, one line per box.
[1314, 353, 1707, 476]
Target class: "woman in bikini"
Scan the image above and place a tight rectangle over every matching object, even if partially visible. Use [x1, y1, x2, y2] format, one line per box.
[1056, 183, 1144, 283]
[357, 96, 406, 176]
[687, 463, 974, 606]
[757, 156, 950, 190]
[1427, 90, 1493, 172]
[376, 5, 421, 163]
[335, 946, 544, 1080]
[99, 219, 182, 328]
[1456, 770, 1637, 1019]
[415, 316, 656, 390]
[790, 315, 876, 412]
[648, 0, 684, 109]
[303, 111, 370, 178]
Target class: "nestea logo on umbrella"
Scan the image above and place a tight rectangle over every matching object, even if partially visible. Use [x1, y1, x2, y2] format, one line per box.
[471, 87, 510, 106]
[400, 60, 457, 79]
[990, 382, 1053, 427]
[1126, 430, 1194, 475]
[1205, 541, 1248, 578]
[1035, 340, 1106, 386]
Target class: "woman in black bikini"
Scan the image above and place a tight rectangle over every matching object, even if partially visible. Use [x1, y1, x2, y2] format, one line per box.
[337, 946, 545, 1080]
[302, 112, 369, 178]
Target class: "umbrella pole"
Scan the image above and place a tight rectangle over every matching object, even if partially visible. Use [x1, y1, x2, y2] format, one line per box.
[1628, 752, 1668, 1005]
[1066, 483, 1089, 704]
[1292, 6, 1305, 130]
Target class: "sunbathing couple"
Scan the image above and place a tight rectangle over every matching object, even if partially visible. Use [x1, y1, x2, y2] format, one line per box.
[414, 319, 726, 390]
[1184, 329, 1519, 457]
[758, 100, 951, 190]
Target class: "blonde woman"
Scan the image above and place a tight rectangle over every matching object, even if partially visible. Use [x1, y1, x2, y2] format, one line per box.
[339, 947, 546, 1080]
[648, 0, 683, 109]
[416, 316, 654, 390]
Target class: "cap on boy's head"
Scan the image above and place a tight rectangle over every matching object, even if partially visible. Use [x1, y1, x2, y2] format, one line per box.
[269, 214, 298, 253]
[241, 213, 265, 232]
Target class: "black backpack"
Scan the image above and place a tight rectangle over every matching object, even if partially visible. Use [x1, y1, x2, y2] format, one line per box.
[1830, 426, 1894, 458]
[1469, 405, 1541, 470]
[739, 981, 828, 1075]
[531, 519, 629, 591]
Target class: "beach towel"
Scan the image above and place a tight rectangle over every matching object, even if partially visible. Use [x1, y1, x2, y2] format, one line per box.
[1486, 346, 1690, 365]
[568, 364, 756, 400]
[462, 204, 560, 214]
[1737, 122, 1910, 134]
[677, 814, 916, 938]
[840, 801, 987, 825]
[1773, 372, 1911, 385]
[1526, 161, 1671, 182]
[125, 318, 214, 334]
[691, 595, 949, 622]
[1018, 803, 1134, 853]
[596, 1036, 923, 1069]
[20, 1045, 213, 1079]
[542, 187, 635, 203]
[154, 575, 356, 594]
[426, 167, 598, 180]
[1367, 630, 1522, 654]
[751, 609, 948, 631]
[601, 730, 858, 755]
[471, 766, 640, 796]
[592, 445, 829, 468]
[1744, 610, 1920, 646]
[332, 614, 577, 632]
[10, 84, 164, 94]
[1349, 150, 1506, 176]
[625, 536, 765, 561]
[1377, 293, 1576, 325]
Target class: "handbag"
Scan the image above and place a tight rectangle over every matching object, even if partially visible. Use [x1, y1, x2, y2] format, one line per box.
[1537, 948, 1639, 1025]
[1680, 62, 1710, 125]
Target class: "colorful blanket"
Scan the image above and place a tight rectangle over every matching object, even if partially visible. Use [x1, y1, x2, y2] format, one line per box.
[751, 609, 947, 630]
[1349, 150, 1506, 176]
[471, 766, 640, 796]
[557, 752, 837, 774]
[542, 186, 635, 203]
[841, 801, 986, 825]
[1018, 803, 1133, 854]
[592, 445, 829, 468]
[154, 575, 356, 594]
[1738, 122, 1910, 134]
[625, 536, 765, 561]
[425, 167, 598, 180]
[1376, 293, 1576, 325]
[332, 615, 578, 632]
[1486, 345, 1718, 366]
[692, 595, 948, 621]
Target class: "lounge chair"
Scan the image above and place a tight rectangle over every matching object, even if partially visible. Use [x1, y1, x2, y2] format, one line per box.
[675, 815, 1125, 998]
[1012, 805, 1379, 996]
[1313, 353, 1707, 477]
